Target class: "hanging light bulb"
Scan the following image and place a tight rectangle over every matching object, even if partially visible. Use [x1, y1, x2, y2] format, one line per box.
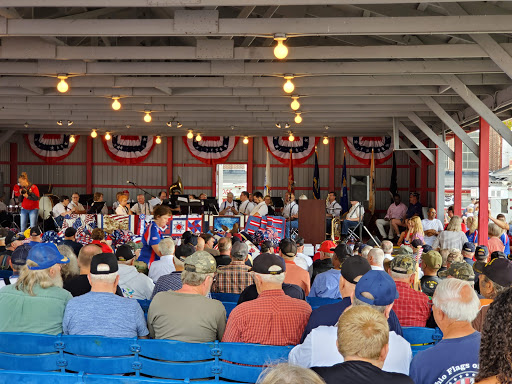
[273, 34, 288, 60]
[111, 97, 121, 111]
[156, 136, 162, 144]
[57, 120, 63, 126]
[166, 121, 172, 128]
[177, 122, 183, 128]
[144, 111, 152, 123]
[196, 133, 202, 142]
[283, 75, 295, 94]
[69, 135, 76, 143]
[91, 129, 98, 138]
[290, 96, 300, 111]
[67, 120, 73, 126]
[288, 132, 295, 141]
[243, 136, 249, 145]
[105, 132, 111, 140]
[57, 75, 69, 93]
[294, 112, 302, 124]
[187, 131, 194, 139]
[323, 136, 329, 145]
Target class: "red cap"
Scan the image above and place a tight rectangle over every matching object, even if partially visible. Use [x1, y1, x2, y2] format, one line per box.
[319, 240, 336, 253]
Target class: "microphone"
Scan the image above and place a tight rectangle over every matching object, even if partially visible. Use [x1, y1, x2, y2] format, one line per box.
[127, 180, 135, 184]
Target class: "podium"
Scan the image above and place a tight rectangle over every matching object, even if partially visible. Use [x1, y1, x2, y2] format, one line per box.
[298, 199, 326, 245]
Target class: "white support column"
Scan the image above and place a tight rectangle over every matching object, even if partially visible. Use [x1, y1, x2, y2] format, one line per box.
[471, 34, 512, 80]
[420, 95, 479, 157]
[441, 74, 512, 147]
[397, 137, 422, 166]
[396, 121, 435, 163]
[407, 112, 454, 161]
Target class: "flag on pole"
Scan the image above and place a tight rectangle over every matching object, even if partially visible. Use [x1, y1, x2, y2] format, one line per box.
[389, 152, 398, 197]
[341, 149, 349, 213]
[264, 148, 271, 196]
[369, 149, 376, 214]
[288, 149, 295, 194]
[313, 148, 320, 199]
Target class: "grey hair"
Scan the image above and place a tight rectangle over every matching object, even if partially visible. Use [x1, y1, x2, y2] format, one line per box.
[390, 270, 413, 280]
[446, 216, 463, 232]
[488, 223, 504, 238]
[181, 270, 213, 286]
[257, 363, 325, 384]
[368, 248, 385, 268]
[57, 245, 79, 281]
[360, 246, 372, 259]
[256, 272, 285, 285]
[173, 256, 184, 269]
[381, 240, 393, 254]
[353, 297, 387, 314]
[481, 275, 508, 299]
[433, 278, 480, 322]
[158, 237, 175, 256]
[90, 270, 119, 284]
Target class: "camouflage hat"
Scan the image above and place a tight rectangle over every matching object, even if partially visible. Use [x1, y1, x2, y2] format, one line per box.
[422, 251, 442, 269]
[126, 241, 143, 251]
[184, 251, 217, 274]
[397, 246, 413, 256]
[447, 250, 463, 264]
[390, 254, 416, 275]
[438, 261, 474, 281]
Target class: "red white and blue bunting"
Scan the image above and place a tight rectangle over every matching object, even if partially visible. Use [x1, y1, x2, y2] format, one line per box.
[262, 136, 319, 165]
[183, 136, 239, 165]
[24, 134, 79, 163]
[343, 136, 394, 165]
[103, 135, 156, 165]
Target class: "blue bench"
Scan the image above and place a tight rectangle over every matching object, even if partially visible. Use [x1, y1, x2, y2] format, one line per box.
[0, 270, 12, 279]
[402, 327, 443, 356]
[0, 333, 292, 383]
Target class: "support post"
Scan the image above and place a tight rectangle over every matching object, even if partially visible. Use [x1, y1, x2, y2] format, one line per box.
[436, 135, 447, 219]
[453, 136, 463, 216]
[409, 158, 416, 193]
[478, 117, 490, 247]
[329, 137, 335, 192]
[421, 139, 429, 207]
[86, 136, 93, 194]
[407, 112, 454, 161]
[9, 142, 17, 188]
[247, 137, 253, 192]
[397, 121, 435, 163]
[166, 137, 173, 187]
[212, 165, 217, 197]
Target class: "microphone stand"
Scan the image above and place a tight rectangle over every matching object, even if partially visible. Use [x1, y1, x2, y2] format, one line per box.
[128, 181, 156, 199]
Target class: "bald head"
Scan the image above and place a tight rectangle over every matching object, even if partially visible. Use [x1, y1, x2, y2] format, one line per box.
[196, 237, 205, 251]
[367, 248, 385, 268]
[77, 244, 102, 273]
[218, 237, 232, 254]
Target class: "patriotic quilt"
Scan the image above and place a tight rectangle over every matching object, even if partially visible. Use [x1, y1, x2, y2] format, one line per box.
[244, 215, 286, 243]
[58, 214, 97, 245]
[97, 214, 135, 234]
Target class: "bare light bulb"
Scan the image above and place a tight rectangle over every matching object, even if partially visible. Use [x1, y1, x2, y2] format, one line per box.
[156, 136, 162, 144]
[323, 137, 329, 145]
[144, 112, 152, 123]
[57, 76, 69, 93]
[105, 132, 111, 140]
[196, 133, 202, 142]
[283, 76, 295, 94]
[243, 136, 249, 145]
[111, 97, 121, 111]
[274, 38, 288, 60]
[69, 135, 76, 143]
[289, 133, 295, 141]
[291, 97, 300, 111]
[294, 113, 302, 124]
[187, 131, 194, 139]
[91, 130, 98, 138]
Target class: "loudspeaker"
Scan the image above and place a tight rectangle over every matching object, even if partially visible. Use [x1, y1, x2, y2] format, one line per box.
[350, 176, 369, 202]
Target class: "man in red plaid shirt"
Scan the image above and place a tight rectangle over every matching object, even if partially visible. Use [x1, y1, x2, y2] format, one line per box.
[211, 242, 253, 294]
[222, 253, 311, 345]
[389, 254, 431, 327]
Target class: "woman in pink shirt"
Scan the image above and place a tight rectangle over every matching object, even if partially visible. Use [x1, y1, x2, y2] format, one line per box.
[487, 223, 505, 254]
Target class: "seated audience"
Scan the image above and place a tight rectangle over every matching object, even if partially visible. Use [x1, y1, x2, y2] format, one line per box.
[487, 223, 505, 254]
[64, 244, 124, 297]
[0, 231, 25, 268]
[309, 243, 352, 299]
[63, 253, 149, 338]
[291, 270, 412, 375]
[389, 254, 430, 327]
[28, 226, 43, 246]
[397, 216, 424, 246]
[238, 282, 305, 305]
[366, 248, 385, 271]
[280, 238, 310, 296]
[294, 237, 313, 274]
[420, 250, 442, 297]
[472, 257, 512, 332]
[201, 233, 220, 257]
[116, 244, 154, 300]
[496, 213, 510, 255]
[0, 243, 30, 288]
[90, 228, 114, 253]
[148, 238, 176, 283]
[421, 207, 444, 247]
[410, 279, 481, 384]
[381, 240, 394, 261]
[222, 253, 311, 345]
[466, 216, 479, 244]
[0, 243, 71, 335]
[215, 237, 232, 266]
[62, 228, 83, 256]
[258, 363, 325, 384]
[444, 206, 468, 232]
[445, 248, 464, 269]
[439, 262, 475, 285]
[462, 242, 476, 266]
[259, 240, 275, 256]
[312, 240, 336, 282]
[473, 245, 489, 294]
[211, 242, 252, 294]
[475, 287, 512, 384]
[148, 251, 226, 342]
[57, 244, 80, 283]
[311, 306, 413, 384]
[376, 193, 407, 240]
[433, 216, 468, 251]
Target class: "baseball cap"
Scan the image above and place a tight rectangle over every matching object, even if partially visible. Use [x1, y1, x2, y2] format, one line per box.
[422, 244, 433, 253]
[5, 231, 24, 247]
[182, 231, 198, 247]
[397, 246, 413, 256]
[475, 245, 489, 259]
[295, 237, 305, 246]
[279, 238, 297, 257]
[126, 241, 143, 251]
[231, 242, 249, 258]
[30, 227, 42, 237]
[438, 262, 474, 281]
[260, 240, 274, 253]
[410, 192, 420, 197]
[340, 256, 371, 284]
[411, 239, 423, 248]
[10, 244, 31, 266]
[184, 251, 216, 274]
[390, 254, 416, 275]
[421, 251, 442, 269]
[64, 227, 77, 238]
[355, 270, 399, 306]
[462, 242, 476, 253]
[90, 253, 119, 274]
[490, 251, 507, 261]
[332, 243, 353, 260]
[175, 244, 196, 258]
[473, 257, 512, 287]
[359, 243, 369, 254]
[27, 243, 69, 270]
[251, 253, 286, 275]
[319, 240, 335, 253]
[116, 244, 136, 261]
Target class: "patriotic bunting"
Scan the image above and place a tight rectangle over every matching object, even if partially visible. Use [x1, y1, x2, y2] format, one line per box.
[183, 136, 239, 165]
[25, 134, 79, 163]
[343, 136, 394, 165]
[262, 136, 319, 165]
[103, 135, 156, 165]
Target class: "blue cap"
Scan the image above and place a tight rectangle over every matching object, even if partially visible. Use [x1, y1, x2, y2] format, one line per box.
[463, 242, 476, 253]
[11, 244, 31, 266]
[27, 243, 69, 270]
[355, 270, 399, 306]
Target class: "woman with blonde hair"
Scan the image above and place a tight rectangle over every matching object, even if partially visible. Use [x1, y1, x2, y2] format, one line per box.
[398, 216, 424, 246]
[487, 223, 505, 254]
[433, 216, 468, 251]
[13, 172, 40, 232]
[466, 216, 479, 244]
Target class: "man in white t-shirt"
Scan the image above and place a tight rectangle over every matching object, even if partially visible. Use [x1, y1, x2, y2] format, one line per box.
[219, 192, 238, 216]
[131, 194, 152, 215]
[148, 238, 176, 283]
[53, 196, 71, 227]
[421, 207, 444, 247]
[283, 192, 299, 238]
[238, 191, 255, 216]
[249, 192, 268, 217]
